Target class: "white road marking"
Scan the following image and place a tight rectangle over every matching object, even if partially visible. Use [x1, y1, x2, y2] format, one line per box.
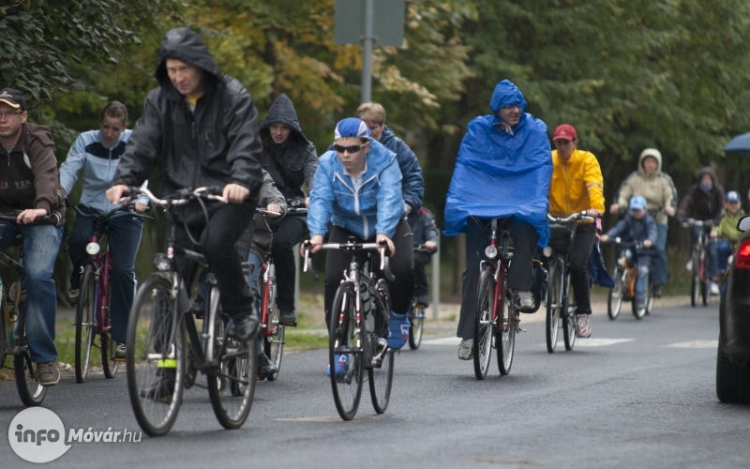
[664, 340, 717, 349]
[573, 338, 634, 347]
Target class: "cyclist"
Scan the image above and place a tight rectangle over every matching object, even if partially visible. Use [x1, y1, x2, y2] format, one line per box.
[60, 101, 148, 360]
[408, 206, 439, 307]
[599, 195, 657, 313]
[610, 148, 677, 299]
[306, 117, 414, 374]
[106, 27, 264, 346]
[677, 167, 725, 295]
[709, 190, 745, 282]
[444, 79, 552, 360]
[549, 123, 604, 338]
[259, 93, 317, 327]
[0, 88, 66, 386]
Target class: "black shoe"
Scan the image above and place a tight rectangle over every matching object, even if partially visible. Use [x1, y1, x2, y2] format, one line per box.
[257, 353, 278, 381]
[114, 342, 127, 362]
[191, 298, 204, 319]
[141, 369, 176, 403]
[228, 315, 259, 342]
[279, 310, 297, 327]
[652, 285, 662, 299]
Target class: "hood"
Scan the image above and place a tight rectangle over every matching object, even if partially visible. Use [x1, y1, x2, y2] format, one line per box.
[638, 148, 663, 175]
[488, 79, 528, 128]
[154, 28, 222, 91]
[695, 166, 717, 184]
[259, 93, 308, 142]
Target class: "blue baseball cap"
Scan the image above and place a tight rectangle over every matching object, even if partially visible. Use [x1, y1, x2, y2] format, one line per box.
[334, 117, 371, 139]
[725, 191, 740, 202]
[629, 195, 647, 211]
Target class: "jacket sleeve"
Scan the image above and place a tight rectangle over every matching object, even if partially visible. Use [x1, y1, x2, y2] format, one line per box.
[27, 132, 62, 215]
[677, 186, 696, 220]
[394, 138, 424, 211]
[223, 85, 263, 195]
[59, 134, 87, 196]
[615, 172, 637, 210]
[302, 142, 318, 195]
[423, 209, 440, 248]
[662, 173, 677, 211]
[584, 153, 605, 212]
[375, 158, 406, 238]
[646, 216, 658, 244]
[306, 154, 335, 237]
[113, 93, 163, 187]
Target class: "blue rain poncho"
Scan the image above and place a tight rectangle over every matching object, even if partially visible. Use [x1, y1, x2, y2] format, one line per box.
[444, 79, 553, 247]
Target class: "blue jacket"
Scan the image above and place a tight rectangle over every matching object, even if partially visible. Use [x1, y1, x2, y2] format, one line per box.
[60, 128, 147, 214]
[605, 212, 658, 246]
[444, 79, 552, 246]
[308, 138, 404, 239]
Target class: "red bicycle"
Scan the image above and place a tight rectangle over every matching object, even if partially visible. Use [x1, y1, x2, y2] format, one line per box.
[73, 206, 149, 383]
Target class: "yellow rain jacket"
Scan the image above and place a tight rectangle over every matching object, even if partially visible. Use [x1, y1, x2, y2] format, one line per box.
[549, 148, 605, 221]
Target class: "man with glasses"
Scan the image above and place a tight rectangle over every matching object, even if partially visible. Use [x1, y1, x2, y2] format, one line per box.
[0, 88, 66, 385]
[549, 124, 604, 338]
[445, 79, 552, 360]
[307, 117, 414, 374]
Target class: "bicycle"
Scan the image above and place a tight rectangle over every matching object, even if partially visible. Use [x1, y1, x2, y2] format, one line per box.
[124, 186, 257, 437]
[252, 206, 307, 381]
[302, 238, 395, 421]
[604, 238, 653, 320]
[683, 218, 714, 307]
[473, 218, 529, 380]
[407, 244, 434, 350]
[0, 212, 59, 406]
[544, 211, 593, 353]
[72, 205, 150, 383]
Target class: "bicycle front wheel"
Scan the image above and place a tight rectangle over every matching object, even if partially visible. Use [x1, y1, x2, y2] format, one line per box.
[700, 251, 710, 306]
[690, 251, 700, 307]
[263, 269, 283, 381]
[562, 275, 576, 351]
[473, 268, 494, 379]
[15, 352, 46, 406]
[408, 302, 425, 350]
[75, 265, 97, 383]
[546, 256, 564, 353]
[329, 282, 364, 420]
[607, 267, 625, 320]
[369, 280, 393, 414]
[126, 275, 185, 437]
[102, 272, 120, 379]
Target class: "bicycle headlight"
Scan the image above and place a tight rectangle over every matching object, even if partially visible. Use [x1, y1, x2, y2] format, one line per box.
[484, 245, 498, 259]
[85, 242, 101, 255]
[152, 253, 172, 272]
[542, 246, 553, 258]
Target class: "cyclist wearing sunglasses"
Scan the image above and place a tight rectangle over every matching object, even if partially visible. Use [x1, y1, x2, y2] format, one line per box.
[307, 117, 414, 353]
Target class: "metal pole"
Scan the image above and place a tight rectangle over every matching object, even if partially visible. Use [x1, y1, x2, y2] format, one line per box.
[361, 0, 374, 103]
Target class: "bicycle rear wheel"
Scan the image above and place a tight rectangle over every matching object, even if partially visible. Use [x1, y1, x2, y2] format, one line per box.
[562, 276, 576, 351]
[207, 309, 256, 429]
[546, 256, 564, 353]
[607, 267, 625, 320]
[408, 302, 425, 350]
[473, 268, 494, 379]
[126, 275, 185, 437]
[15, 351, 46, 406]
[75, 265, 97, 383]
[496, 270, 515, 375]
[329, 282, 363, 420]
[262, 267, 283, 381]
[369, 279, 393, 414]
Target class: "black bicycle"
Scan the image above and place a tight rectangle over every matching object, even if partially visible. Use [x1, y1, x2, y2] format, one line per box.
[124, 186, 257, 436]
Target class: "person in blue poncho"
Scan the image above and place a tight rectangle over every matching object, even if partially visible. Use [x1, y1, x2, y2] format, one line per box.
[444, 79, 552, 361]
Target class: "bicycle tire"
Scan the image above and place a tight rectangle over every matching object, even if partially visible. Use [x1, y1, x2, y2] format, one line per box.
[408, 302, 425, 350]
[369, 281, 393, 414]
[562, 275, 576, 351]
[690, 251, 700, 307]
[102, 270, 120, 379]
[329, 282, 363, 420]
[473, 268, 494, 379]
[207, 307, 256, 430]
[75, 265, 97, 383]
[496, 270, 515, 375]
[15, 352, 46, 406]
[546, 256, 564, 353]
[126, 275, 185, 437]
[700, 250, 710, 306]
[607, 267, 625, 320]
[262, 264, 283, 381]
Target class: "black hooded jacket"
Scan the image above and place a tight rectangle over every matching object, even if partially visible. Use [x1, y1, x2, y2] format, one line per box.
[113, 28, 263, 205]
[259, 93, 317, 204]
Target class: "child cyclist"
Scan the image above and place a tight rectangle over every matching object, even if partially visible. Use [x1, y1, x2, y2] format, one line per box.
[709, 190, 745, 281]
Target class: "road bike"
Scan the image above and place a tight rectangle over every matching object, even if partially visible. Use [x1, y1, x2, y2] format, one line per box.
[0, 212, 59, 406]
[72, 205, 150, 383]
[303, 238, 395, 421]
[605, 238, 653, 320]
[544, 212, 593, 353]
[683, 218, 714, 307]
[125, 186, 256, 436]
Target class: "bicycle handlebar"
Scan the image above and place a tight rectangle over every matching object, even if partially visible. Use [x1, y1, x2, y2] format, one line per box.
[0, 211, 62, 226]
[73, 205, 153, 222]
[681, 218, 716, 228]
[125, 186, 227, 207]
[302, 239, 396, 282]
[547, 211, 595, 225]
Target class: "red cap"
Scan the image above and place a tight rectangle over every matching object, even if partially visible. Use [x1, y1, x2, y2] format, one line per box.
[553, 124, 577, 141]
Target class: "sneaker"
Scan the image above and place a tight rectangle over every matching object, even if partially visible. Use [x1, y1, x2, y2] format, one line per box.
[710, 281, 720, 296]
[516, 290, 534, 311]
[36, 362, 60, 386]
[325, 353, 349, 378]
[279, 310, 297, 327]
[652, 284, 662, 299]
[458, 338, 473, 360]
[685, 259, 693, 271]
[414, 293, 430, 308]
[141, 369, 176, 403]
[67, 288, 79, 305]
[387, 312, 410, 349]
[227, 315, 259, 342]
[191, 298, 204, 319]
[257, 353, 278, 381]
[575, 314, 592, 338]
[115, 342, 126, 362]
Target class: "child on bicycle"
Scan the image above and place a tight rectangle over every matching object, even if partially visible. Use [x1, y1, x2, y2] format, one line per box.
[709, 190, 745, 281]
[408, 206, 438, 307]
[599, 195, 657, 311]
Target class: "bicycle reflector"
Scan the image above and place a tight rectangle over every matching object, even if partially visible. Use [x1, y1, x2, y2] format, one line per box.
[152, 252, 172, 272]
[734, 239, 750, 269]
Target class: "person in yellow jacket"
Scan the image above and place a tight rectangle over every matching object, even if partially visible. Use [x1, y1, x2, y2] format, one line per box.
[549, 124, 605, 338]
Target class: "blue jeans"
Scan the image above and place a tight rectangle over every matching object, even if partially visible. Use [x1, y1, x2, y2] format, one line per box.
[0, 222, 62, 363]
[708, 240, 733, 278]
[68, 210, 144, 343]
[633, 249, 653, 303]
[651, 223, 668, 285]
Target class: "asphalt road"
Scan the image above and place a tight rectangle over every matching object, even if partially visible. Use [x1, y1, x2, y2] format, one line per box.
[1, 295, 749, 469]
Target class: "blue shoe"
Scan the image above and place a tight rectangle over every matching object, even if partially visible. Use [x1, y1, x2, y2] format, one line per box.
[325, 353, 349, 377]
[388, 312, 410, 350]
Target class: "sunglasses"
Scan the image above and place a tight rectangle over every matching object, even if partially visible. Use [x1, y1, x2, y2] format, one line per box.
[334, 143, 367, 154]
